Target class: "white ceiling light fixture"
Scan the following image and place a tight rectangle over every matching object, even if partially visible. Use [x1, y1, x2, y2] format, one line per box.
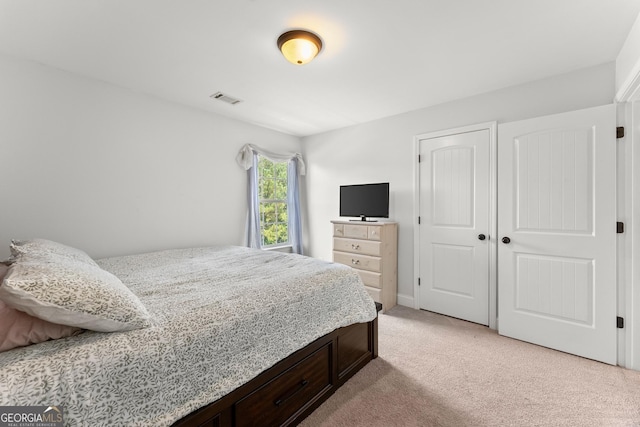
[277, 30, 323, 65]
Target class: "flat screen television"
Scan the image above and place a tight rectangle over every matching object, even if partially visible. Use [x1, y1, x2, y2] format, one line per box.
[340, 182, 389, 221]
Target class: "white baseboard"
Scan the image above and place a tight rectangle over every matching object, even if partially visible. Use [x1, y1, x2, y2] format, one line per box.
[396, 293, 415, 308]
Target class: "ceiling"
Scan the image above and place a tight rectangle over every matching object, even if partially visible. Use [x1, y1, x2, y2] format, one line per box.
[0, 1, 639, 137]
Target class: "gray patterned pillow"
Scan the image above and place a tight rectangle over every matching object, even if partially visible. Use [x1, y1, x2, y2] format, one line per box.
[9, 238, 99, 267]
[0, 256, 151, 332]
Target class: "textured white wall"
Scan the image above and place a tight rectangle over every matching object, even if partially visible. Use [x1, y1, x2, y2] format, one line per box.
[0, 54, 301, 259]
[0, 53, 618, 305]
[302, 62, 615, 307]
[616, 12, 640, 100]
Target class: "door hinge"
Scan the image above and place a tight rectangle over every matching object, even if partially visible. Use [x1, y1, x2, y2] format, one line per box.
[617, 316, 624, 329]
[617, 222, 624, 234]
[418, 277, 421, 286]
[418, 216, 421, 224]
[418, 154, 422, 163]
[617, 127, 625, 139]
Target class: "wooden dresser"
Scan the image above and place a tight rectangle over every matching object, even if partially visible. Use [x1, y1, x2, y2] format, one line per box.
[331, 221, 398, 312]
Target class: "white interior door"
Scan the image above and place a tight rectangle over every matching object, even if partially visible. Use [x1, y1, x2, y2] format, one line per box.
[417, 125, 492, 325]
[498, 104, 617, 364]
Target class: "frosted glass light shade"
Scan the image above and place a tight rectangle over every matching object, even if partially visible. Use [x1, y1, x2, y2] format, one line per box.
[277, 30, 322, 65]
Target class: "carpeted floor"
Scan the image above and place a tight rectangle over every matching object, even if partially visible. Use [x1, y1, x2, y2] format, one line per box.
[300, 306, 640, 427]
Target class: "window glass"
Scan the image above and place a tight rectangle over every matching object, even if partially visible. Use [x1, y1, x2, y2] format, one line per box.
[258, 156, 289, 246]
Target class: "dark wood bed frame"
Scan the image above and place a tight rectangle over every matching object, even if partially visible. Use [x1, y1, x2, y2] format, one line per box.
[173, 305, 380, 427]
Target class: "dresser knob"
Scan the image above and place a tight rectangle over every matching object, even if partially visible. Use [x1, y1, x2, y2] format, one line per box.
[352, 244, 360, 250]
[351, 259, 360, 265]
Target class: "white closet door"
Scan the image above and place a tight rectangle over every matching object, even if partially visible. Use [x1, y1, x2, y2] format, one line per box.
[418, 127, 491, 325]
[498, 104, 617, 364]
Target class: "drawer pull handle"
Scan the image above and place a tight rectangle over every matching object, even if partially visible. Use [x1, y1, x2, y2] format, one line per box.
[274, 379, 309, 407]
[351, 259, 360, 265]
[351, 244, 360, 250]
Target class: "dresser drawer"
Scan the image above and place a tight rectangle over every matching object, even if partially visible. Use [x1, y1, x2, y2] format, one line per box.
[333, 223, 344, 237]
[356, 270, 382, 289]
[343, 224, 368, 239]
[333, 237, 381, 256]
[364, 286, 381, 303]
[368, 226, 382, 241]
[333, 252, 381, 273]
[235, 344, 331, 427]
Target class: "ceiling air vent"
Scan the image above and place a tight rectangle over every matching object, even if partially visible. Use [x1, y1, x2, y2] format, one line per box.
[210, 92, 242, 105]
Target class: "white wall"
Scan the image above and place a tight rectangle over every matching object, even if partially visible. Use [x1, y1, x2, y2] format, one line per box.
[616, 12, 640, 100]
[302, 62, 615, 306]
[0, 54, 301, 260]
[0, 54, 618, 305]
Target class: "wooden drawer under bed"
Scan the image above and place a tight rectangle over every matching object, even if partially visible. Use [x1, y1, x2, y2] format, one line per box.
[173, 315, 378, 427]
[235, 344, 331, 427]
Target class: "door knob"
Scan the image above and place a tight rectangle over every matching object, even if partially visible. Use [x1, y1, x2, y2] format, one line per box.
[502, 237, 511, 244]
[478, 234, 486, 241]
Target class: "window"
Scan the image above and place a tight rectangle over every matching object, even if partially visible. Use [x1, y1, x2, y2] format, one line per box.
[257, 156, 289, 247]
[237, 143, 304, 254]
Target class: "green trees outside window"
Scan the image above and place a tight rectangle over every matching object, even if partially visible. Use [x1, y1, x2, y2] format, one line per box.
[258, 156, 289, 246]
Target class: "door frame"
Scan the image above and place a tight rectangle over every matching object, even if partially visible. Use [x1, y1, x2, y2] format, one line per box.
[413, 121, 498, 329]
[616, 65, 640, 370]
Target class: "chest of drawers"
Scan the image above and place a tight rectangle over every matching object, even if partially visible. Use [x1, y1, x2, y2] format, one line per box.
[331, 221, 398, 312]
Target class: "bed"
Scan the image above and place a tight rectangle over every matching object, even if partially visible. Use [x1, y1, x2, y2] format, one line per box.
[0, 242, 378, 426]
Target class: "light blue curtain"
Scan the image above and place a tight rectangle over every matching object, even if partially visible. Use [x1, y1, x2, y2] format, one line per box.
[237, 144, 305, 254]
[287, 158, 303, 255]
[245, 152, 262, 249]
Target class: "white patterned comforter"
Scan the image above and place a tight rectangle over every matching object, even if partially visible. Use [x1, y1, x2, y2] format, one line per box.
[0, 246, 377, 426]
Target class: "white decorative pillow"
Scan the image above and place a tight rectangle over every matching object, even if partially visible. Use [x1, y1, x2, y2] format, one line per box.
[9, 238, 99, 267]
[0, 257, 151, 332]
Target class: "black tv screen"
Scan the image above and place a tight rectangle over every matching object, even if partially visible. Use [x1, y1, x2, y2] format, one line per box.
[340, 183, 389, 220]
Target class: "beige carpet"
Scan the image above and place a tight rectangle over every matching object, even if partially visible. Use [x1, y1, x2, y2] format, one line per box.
[300, 306, 640, 427]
